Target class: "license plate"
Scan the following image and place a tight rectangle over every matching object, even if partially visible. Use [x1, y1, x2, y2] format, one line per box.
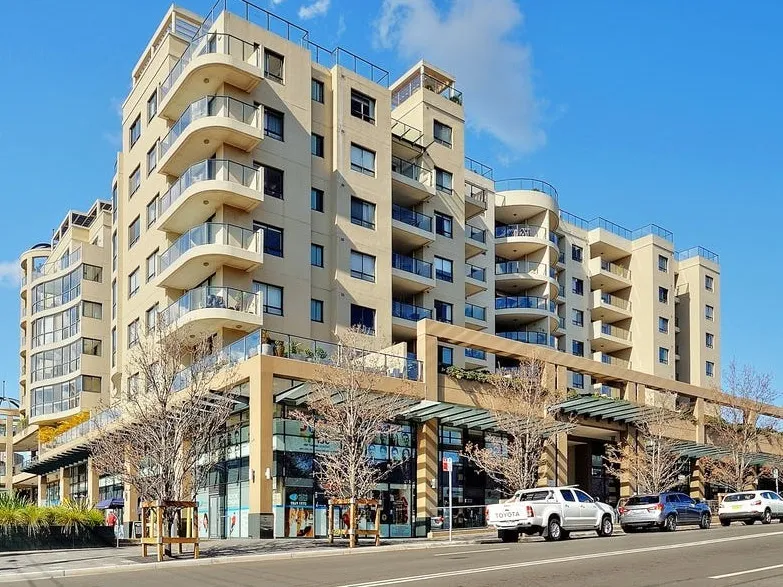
[732, 505, 742, 511]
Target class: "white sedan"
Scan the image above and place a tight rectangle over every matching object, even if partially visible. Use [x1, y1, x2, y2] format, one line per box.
[718, 490, 783, 526]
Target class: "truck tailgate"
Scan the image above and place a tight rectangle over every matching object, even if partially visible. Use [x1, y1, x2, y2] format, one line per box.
[488, 503, 529, 524]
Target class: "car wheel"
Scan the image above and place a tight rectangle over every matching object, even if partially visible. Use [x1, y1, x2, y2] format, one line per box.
[762, 509, 772, 525]
[699, 513, 711, 529]
[720, 518, 731, 527]
[664, 514, 677, 532]
[499, 529, 519, 543]
[544, 517, 563, 542]
[597, 515, 613, 537]
[743, 520, 755, 526]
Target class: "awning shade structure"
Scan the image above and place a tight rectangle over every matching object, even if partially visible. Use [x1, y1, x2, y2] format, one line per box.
[553, 395, 658, 424]
[95, 498, 125, 510]
[670, 440, 727, 459]
[21, 447, 90, 476]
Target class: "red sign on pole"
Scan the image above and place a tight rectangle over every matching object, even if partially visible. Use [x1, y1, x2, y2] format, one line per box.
[442, 457, 453, 472]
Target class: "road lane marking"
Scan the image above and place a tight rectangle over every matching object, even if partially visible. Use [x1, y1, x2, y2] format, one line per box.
[336, 531, 783, 587]
[432, 548, 509, 557]
[710, 563, 783, 579]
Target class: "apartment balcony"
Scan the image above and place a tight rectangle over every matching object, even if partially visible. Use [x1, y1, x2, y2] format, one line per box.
[464, 303, 487, 330]
[391, 156, 435, 206]
[597, 353, 630, 369]
[157, 159, 263, 233]
[391, 204, 434, 251]
[158, 286, 262, 338]
[497, 330, 557, 348]
[495, 260, 556, 290]
[465, 264, 488, 296]
[391, 300, 432, 338]
[465, 181, 488, 219]
[465, 224, 488, 259]
[158, 96, 262, 177]
[495, 224, 557, 259]
[591, 321, 633, 352]
[590, 290, 632, 322]
[391, 253, 434, 294]
[495, 295, 558, 330]
[159, 33, 263, 120]
[156, 223, 263, 290]
[589, 257, 632, 292]
[464, 347, 488, 368]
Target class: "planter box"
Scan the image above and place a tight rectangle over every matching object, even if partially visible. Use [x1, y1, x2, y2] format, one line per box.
[0, 526, 115, 551]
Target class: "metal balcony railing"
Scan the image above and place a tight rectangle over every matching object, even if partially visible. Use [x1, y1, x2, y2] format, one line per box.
[496, 296, 556, 313]
[599, 323, 631, 341]
[158, 286, 261, 326]
[391, 155, 432, 186]
[494, 178, 559, 201]
[599, 259, 631, 279]
[495, 224, 548, 240]
[391, 204, 433, 232]
[464, 156, 493, 179]
[158, 223, 261, 273]
[497, 331, 556, 347]
[30, 248, 82, 283]
[495, 261, 556, 279]
[599, 292, 631, 311]
[392, 300, 432, 322]
[391, 253, 432, 279]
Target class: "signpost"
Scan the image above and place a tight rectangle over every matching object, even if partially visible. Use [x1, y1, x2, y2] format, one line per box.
[442, 457, 453, 543]
[774, 468, 779, 495]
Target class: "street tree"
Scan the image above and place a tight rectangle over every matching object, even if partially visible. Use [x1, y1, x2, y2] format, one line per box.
[462, 359, 571, 496]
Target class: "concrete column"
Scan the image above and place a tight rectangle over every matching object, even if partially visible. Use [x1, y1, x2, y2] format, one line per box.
[623, 382, 637, 403]
[619, 429, 638, 499]
[415, 419, 438, 525]
[556, 365, 568, 395]
[124, 453, 139, 525]
[543, 363, 556, 391]
[87, 457, 100, 505]
[248, 364, 274, 538]
[37, 474, 46, 506]
[690, 460, 705, 500]
[4, 415, 13, 493]
[690, 398, 706, 499]
[58, 466, 70, 504]
[539, 432, 568, 487]
[416, 331, 439, 402]
[637, 384, 647, 405]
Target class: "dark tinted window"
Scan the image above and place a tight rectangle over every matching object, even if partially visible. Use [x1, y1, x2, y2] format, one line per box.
[666, 495, 680, 503]
[627, 495, 659, 506]
[723, 493, 756, 502]
[560, 490, 575, 502]
[519, 490, 552, 502]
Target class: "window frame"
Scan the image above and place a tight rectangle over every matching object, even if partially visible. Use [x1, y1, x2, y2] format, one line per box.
[350, 143, 376, 176]
[129, 115, 141, 148]
[311, 187, 324, 212]
[128, 216, 141, 248]
[311, 78, 324, 103]
[147, 142, 158, 175]
[706, 332, 714, 349]
[658, 255, 669, 272]
[311, 133, 324, 157]
[705, 275, 714, 291]
[571, 245, 583, 262]
[659, 287, 669, 304]
[264, 49, 284, 83]
[263, 107, 285, 141]
[254, 282, 284, 316]
[128, 268, 140, 298]
[435, 168, 453, 194]
[350, 90, 376, 124]
[572, 277, 584, 296]
[434, 256, 454, 282]
[572, 309, 584, 327]
[706, 361, 715, 377]
[659, 346, 669, 365]
[147, 91, 157, 122]
[572, 340, 584, 357]
[433, 120, 452, 147]
[129, 166, 141, 197]
[261, 164, 284, 199]
[311, 243, 324, 268]
[255, 222, 284, 258]
[705, 304, 714, 321]
[434, 300, 453, 324]
[146, 250, 157, 282]
[434, 212, 453, 238]
[146, 195, 158, 227]
[659, 316, 669, 334]
[350, 250, 376, 282]
[350, 197, 376, 229]
[310, 299, 324, 323]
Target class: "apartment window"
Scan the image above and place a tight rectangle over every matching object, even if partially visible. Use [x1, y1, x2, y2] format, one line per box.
[571, 245, 583, 262]
[310, 299, 324, 323]
[658, 255, 668, 272]
[659, 347, 669, 365]
[311, 133, 324, 157]
[435, 212, 453, 238]
[659, 287, 669, 304]
[82, 301, 103, 320]
[311, 78, 324, 103]
[128, 216, 141, 248]
[435, 168, 453, 194]
[83, 337, 102, 356]
[572, 309, 584, 327]
[659, 316, 669, 334]
[350, 90, 376, 123]
[111, 231, 117, 271]
[705, 304, 714, 321]
[350, 197, 376, 229]
[128, 268, 140, 298]
[434, 256, 453, 282]
[128, 319, 140, 348]
[438, 346, 454, 369]
[255, 222, 283, 257]
[572, 340, 584, 357]
[311, 243, 324, 267]
[129, 115, 141, 148]
[262, 164, 284, 199]
[129, 166, 141, 197]
[82, 375, 101, 393]
[434, 300, 453, 324]
[111, 327, 116, 367]
[111, 280, 116, 319]
[433, 120, 452, 147]
[83, 264, 103, 282]
[350, 144, 376, 176]
[147, 91, 157, 121]
[264, 107, 284, 141]
[146, 250, 157, 281]
[572, 277, 584, 296]
[147, 143, 157, 175]
[146, 304, 158, 332]
[350, 304, 375, 335]
[111, 183, 117, 224]
[705, 275, 714, 291]
[311, 188, 324, 212]
[264, 49, 284, 83]
[146, 196, 158, 227]
[350, 250, 376, 282]
[706, 332, 714, 349]
[254, 282, 283, 316]
[706, 361, 715, 378]
[572, 372, 585, 389]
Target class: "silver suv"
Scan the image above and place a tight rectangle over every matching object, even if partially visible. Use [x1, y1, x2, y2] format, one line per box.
[619, 492, 712, 532]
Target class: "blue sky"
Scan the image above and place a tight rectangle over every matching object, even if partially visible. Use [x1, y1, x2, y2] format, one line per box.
[1, 0, 781, 399]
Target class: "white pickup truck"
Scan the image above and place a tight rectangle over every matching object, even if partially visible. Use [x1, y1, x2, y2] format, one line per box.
[486, 486, 615, 542]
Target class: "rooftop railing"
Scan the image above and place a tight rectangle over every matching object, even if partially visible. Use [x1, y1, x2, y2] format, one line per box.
[676, 246, 719, 263]
[392, 72, 463, 108]
[391, 155, 432, 186]
[495, 178, 558, 201]
[391, 253, 433, 279]
[392, 300, 432, 322]
[560, 210, 674, 243]
[31, 248, 81, 283]
[160, 96, 259, 158]
[159, 159, 260, 217]
[495, 261, 556, 279]
[496, 296, 556, 313]
[158, 286, 261, 325]
[464, 348, 487, 360]
[465, 156, 493, 179]
[158, 222, 261, 274]
[391, 204, 433, 232]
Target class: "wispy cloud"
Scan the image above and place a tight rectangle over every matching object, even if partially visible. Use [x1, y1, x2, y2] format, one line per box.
[0, 261, 20, 288]
[270, 0, 285, 5]
[102, 131, 122, 148]
[336, 14, 346, 38]
[374, 0, 546, 155]
[298, 0, 330, 20]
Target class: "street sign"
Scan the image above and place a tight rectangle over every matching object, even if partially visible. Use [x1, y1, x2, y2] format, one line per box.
[442, 457, 453, 472]
[774, 468, 779, 479]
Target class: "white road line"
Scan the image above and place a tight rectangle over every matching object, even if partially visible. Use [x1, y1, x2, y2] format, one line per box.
[336, 531, 783, 587]
[432, 548, 509, 557]
[710, 563, 783, 579]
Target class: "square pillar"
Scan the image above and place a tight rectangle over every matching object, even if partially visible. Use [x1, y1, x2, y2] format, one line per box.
[543, 363, 556, 391]
[619, 429, 638, 499]
[87, 457, 100, 505]
[415, 419, 438, 527]
[690, 398, 706, 500]
[124, 483, 138, 528]
[623, 382, 637, 403]
[416, 332, 439, 401]
[4, 415, 13, 493]
[59, 466, 70, 504]
[248, 365, 274, 538]
[690, 459, 705, 500]
[37, 475, 46, 506]
[539, 432, 568, 487]
[556, 365, 568, 395]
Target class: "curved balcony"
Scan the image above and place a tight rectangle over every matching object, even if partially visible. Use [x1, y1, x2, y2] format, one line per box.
[158, 286, 263, 339]
[495, 295, 559, 330]
[391, 253, 434, 294]
[157, 159, 263, 233]
[494, 224, 558, 260]
[30, 248, 81, 285]
[495, 178, 559, 232]
[159, 33, 263, 120]
[391, 300, 432, 338]
[391, 204, 434, 251]
[497, 330, 557, 348]
[156, 223, 263, 290]
[158, 96, 262, 177]
[495, 261, 556, 290]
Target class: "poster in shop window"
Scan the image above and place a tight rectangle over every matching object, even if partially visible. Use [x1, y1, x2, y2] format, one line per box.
[284, 488, 314, 538]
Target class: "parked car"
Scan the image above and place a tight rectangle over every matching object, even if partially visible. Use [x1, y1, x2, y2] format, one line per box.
[618, 492, 711, 532]
[486, 486, 615, 542]
[718, 490, 783, 526]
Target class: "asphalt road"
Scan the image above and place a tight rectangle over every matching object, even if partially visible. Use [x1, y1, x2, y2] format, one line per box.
[7, 523, 783, 587]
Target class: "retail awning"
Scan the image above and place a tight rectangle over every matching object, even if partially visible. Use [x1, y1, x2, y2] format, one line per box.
[95, 498, 125, 510]
[670, 440, 727, 459]
[21, 446, 90, 476]
[552, 395, 657, 424]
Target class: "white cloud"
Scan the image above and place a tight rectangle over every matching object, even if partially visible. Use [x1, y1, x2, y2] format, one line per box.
[298, 0, 330, 20]
[336, 14, 346, 38]
[0, 261, 20, 288]
[270, 0, 285, 5]
[375, 0, 546, 154]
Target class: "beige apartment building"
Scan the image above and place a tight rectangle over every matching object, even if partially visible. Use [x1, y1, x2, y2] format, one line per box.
[7, 0, 747, 539]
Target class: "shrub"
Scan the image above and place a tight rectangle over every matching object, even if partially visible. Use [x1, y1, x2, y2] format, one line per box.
[0, 493, 103, 536]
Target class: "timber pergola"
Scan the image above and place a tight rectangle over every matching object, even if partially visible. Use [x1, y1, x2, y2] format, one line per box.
[553, 395, 659, 425]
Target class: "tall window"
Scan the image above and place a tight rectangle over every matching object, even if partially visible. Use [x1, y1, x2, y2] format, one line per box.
[129, 166, 141, 197]
[147, 91, 157, 121]
[111, 327, 116, 367]
[433, 120, 452, 147]
[350, 197, 375, 229]
[83, 337, 101, 356]
[435, 168, 453, 193]
[350, 144, 375, 176]
[311, 243, 324, 267]
[659, 316, 669, 333]
[572, 309, 584, 327]
[128, 319, 140, 348]
[128, 216, 140, 248]
[572, 340, 584, 357]
[434, 212, 453, 238]
[147, 143, 157, 175]
[311, 299, 324, 322]
[434, 256, 453, 282]
[146, 196, 158, 227]
[658, 255, 668, 272]
[82, 301, 103, 319]
[434, 300, 453, 324]
[111, 280, 116, 319]
[264, 49, 284, 82]
[438, 346, 454, 369]
[572, 277, 584, 295]
[658, 347, 669, 365]
[83, 264, 103, 282]
[572, 245, 583, 262]
[254, 282, 283, 315]
[311, 78, 324, 103]
[311, 188, 324, 212]
[128, 268, 140, 298]
[255, 162, 283, 199]
[311, 133, 324, 157]
[706, 361, 715, 377]
[706, 332, 714, 348]
[146, 304, 158, 332]
[705, 275, 714, 291]
[350, 304, 375, 334]
[572, 372, 585, 389]
[129, 115, 141, 147]
[146, 250, 157, 281]
[350, 251, 376, 282]
[659, 287, 669, 303]
[264, 107, 284, 141]
[254, 222, 283, 257]
[111, 231, 117, 271]
[705, 304, 714, 321]
[350, 90, 376, 123]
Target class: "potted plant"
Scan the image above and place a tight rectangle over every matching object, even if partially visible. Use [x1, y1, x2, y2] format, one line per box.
[274, 340, 285, 357]
[305, 346, 328, 362]
[261, 331, 274, 356]
[287, 341, 305, 358]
